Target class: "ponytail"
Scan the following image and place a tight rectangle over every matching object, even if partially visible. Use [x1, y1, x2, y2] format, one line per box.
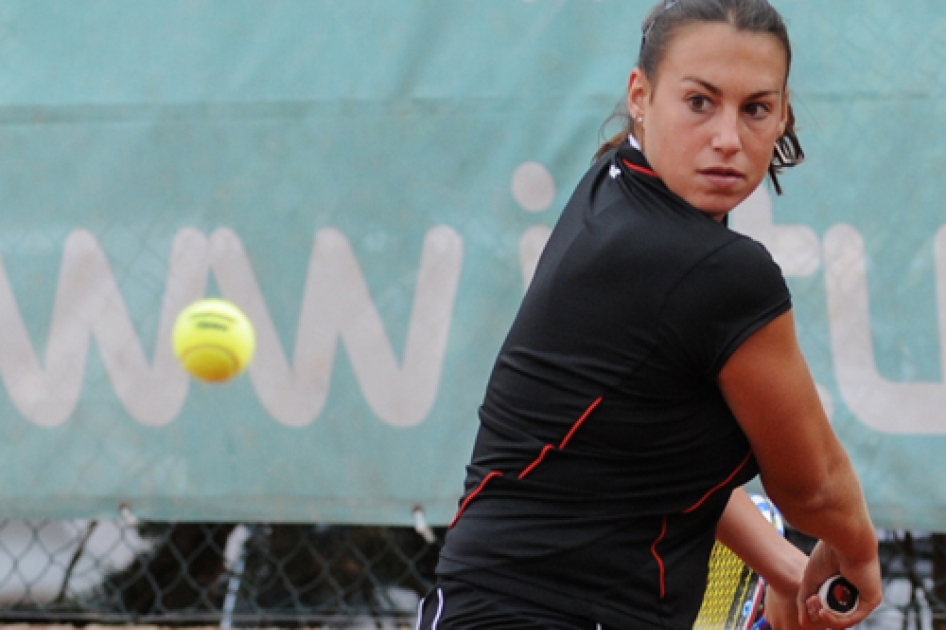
[594, 109, 635, 162]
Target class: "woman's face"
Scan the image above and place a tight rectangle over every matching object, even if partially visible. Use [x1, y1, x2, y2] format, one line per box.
[628, 22, 789, 219]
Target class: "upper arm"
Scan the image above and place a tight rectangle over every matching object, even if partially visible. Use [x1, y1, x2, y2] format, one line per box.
[717, 309, 845, 507]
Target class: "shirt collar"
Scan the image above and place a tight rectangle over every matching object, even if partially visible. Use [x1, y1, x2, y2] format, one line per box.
[619, 135, 658, 178]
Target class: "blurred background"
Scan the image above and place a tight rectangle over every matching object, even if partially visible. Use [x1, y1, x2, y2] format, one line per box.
[0, 0, 944, 627]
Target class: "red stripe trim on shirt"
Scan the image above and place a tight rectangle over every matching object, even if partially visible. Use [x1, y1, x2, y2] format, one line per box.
[559, 397, 603, 448]
[519, 445, 555, 480]
[683, 450, 754, 514]
[622, 159, 658, 178]
[452, 397, 604, 524]
[449, 471, 503, 528]
[651, 516, 668, 599]
[519, 397, 604, 480]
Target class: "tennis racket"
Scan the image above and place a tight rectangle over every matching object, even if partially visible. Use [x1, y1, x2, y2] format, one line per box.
[693, 494, 860, 630]
[694, 494, 783, 630]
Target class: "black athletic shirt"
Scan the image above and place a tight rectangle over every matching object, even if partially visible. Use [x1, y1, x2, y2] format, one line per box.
[436, 142, 792, 629]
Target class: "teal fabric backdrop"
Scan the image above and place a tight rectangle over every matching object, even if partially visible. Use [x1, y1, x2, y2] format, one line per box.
[0, 0, 944, 529]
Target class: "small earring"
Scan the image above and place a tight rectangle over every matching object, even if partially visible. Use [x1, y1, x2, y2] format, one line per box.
[636, 116, 644, 125]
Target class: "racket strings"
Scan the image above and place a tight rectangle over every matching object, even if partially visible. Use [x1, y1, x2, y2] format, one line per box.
[693, 541, 758, 629]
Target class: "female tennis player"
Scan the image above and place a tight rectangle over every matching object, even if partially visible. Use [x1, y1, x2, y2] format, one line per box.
[418, 1, 882, 628]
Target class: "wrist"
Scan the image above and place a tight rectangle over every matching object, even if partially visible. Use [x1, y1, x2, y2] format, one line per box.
[764, 540, 808, 594]
[832, 527, 879, 566]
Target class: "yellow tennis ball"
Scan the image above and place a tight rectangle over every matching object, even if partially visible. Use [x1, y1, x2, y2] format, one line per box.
[172, 298, 256, 383]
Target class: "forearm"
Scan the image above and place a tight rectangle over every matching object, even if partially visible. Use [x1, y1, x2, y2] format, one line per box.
[760, 447, 877, 565]
[716, 488, 806, 594]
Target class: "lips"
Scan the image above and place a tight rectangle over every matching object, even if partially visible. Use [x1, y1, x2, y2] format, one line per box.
[699, 166, 746, 189]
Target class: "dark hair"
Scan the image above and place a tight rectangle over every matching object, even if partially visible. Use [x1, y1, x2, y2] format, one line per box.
[595, 0, 804, 195]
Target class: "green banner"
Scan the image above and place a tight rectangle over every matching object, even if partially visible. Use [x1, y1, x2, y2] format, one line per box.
[0, 1, 945, 529]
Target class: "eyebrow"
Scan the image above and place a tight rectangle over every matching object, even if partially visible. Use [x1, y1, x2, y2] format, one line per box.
[682, 77, 782, 100]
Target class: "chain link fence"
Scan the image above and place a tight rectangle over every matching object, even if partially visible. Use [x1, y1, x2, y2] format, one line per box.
[0, 518, 445, 628]
[0, 518, 940, 629]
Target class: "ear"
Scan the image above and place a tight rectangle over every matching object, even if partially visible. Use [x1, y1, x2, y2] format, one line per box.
[627, 67, 650, 120]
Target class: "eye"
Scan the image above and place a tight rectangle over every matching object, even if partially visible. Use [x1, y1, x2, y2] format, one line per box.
[744, 102, 772, 120]
[687, 95, 712, 113]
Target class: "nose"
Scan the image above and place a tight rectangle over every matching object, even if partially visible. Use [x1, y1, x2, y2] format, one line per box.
[711, 107, 742, 155]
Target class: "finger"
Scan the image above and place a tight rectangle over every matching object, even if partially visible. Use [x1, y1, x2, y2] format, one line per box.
[797, 588, 816, 626]
[804, 593, 823, 626]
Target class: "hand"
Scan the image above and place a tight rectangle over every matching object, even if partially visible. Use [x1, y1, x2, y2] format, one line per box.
[765, 583, 841, 630]
[796, 540, 882, 628]
[762, 584, 808, 630]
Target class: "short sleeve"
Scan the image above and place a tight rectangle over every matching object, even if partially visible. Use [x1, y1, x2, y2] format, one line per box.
[656, 236, 792, 379]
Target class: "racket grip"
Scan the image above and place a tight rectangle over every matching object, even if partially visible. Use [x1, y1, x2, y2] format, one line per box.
[753, 576, 858, 629]
[818, 574, 859, 615]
